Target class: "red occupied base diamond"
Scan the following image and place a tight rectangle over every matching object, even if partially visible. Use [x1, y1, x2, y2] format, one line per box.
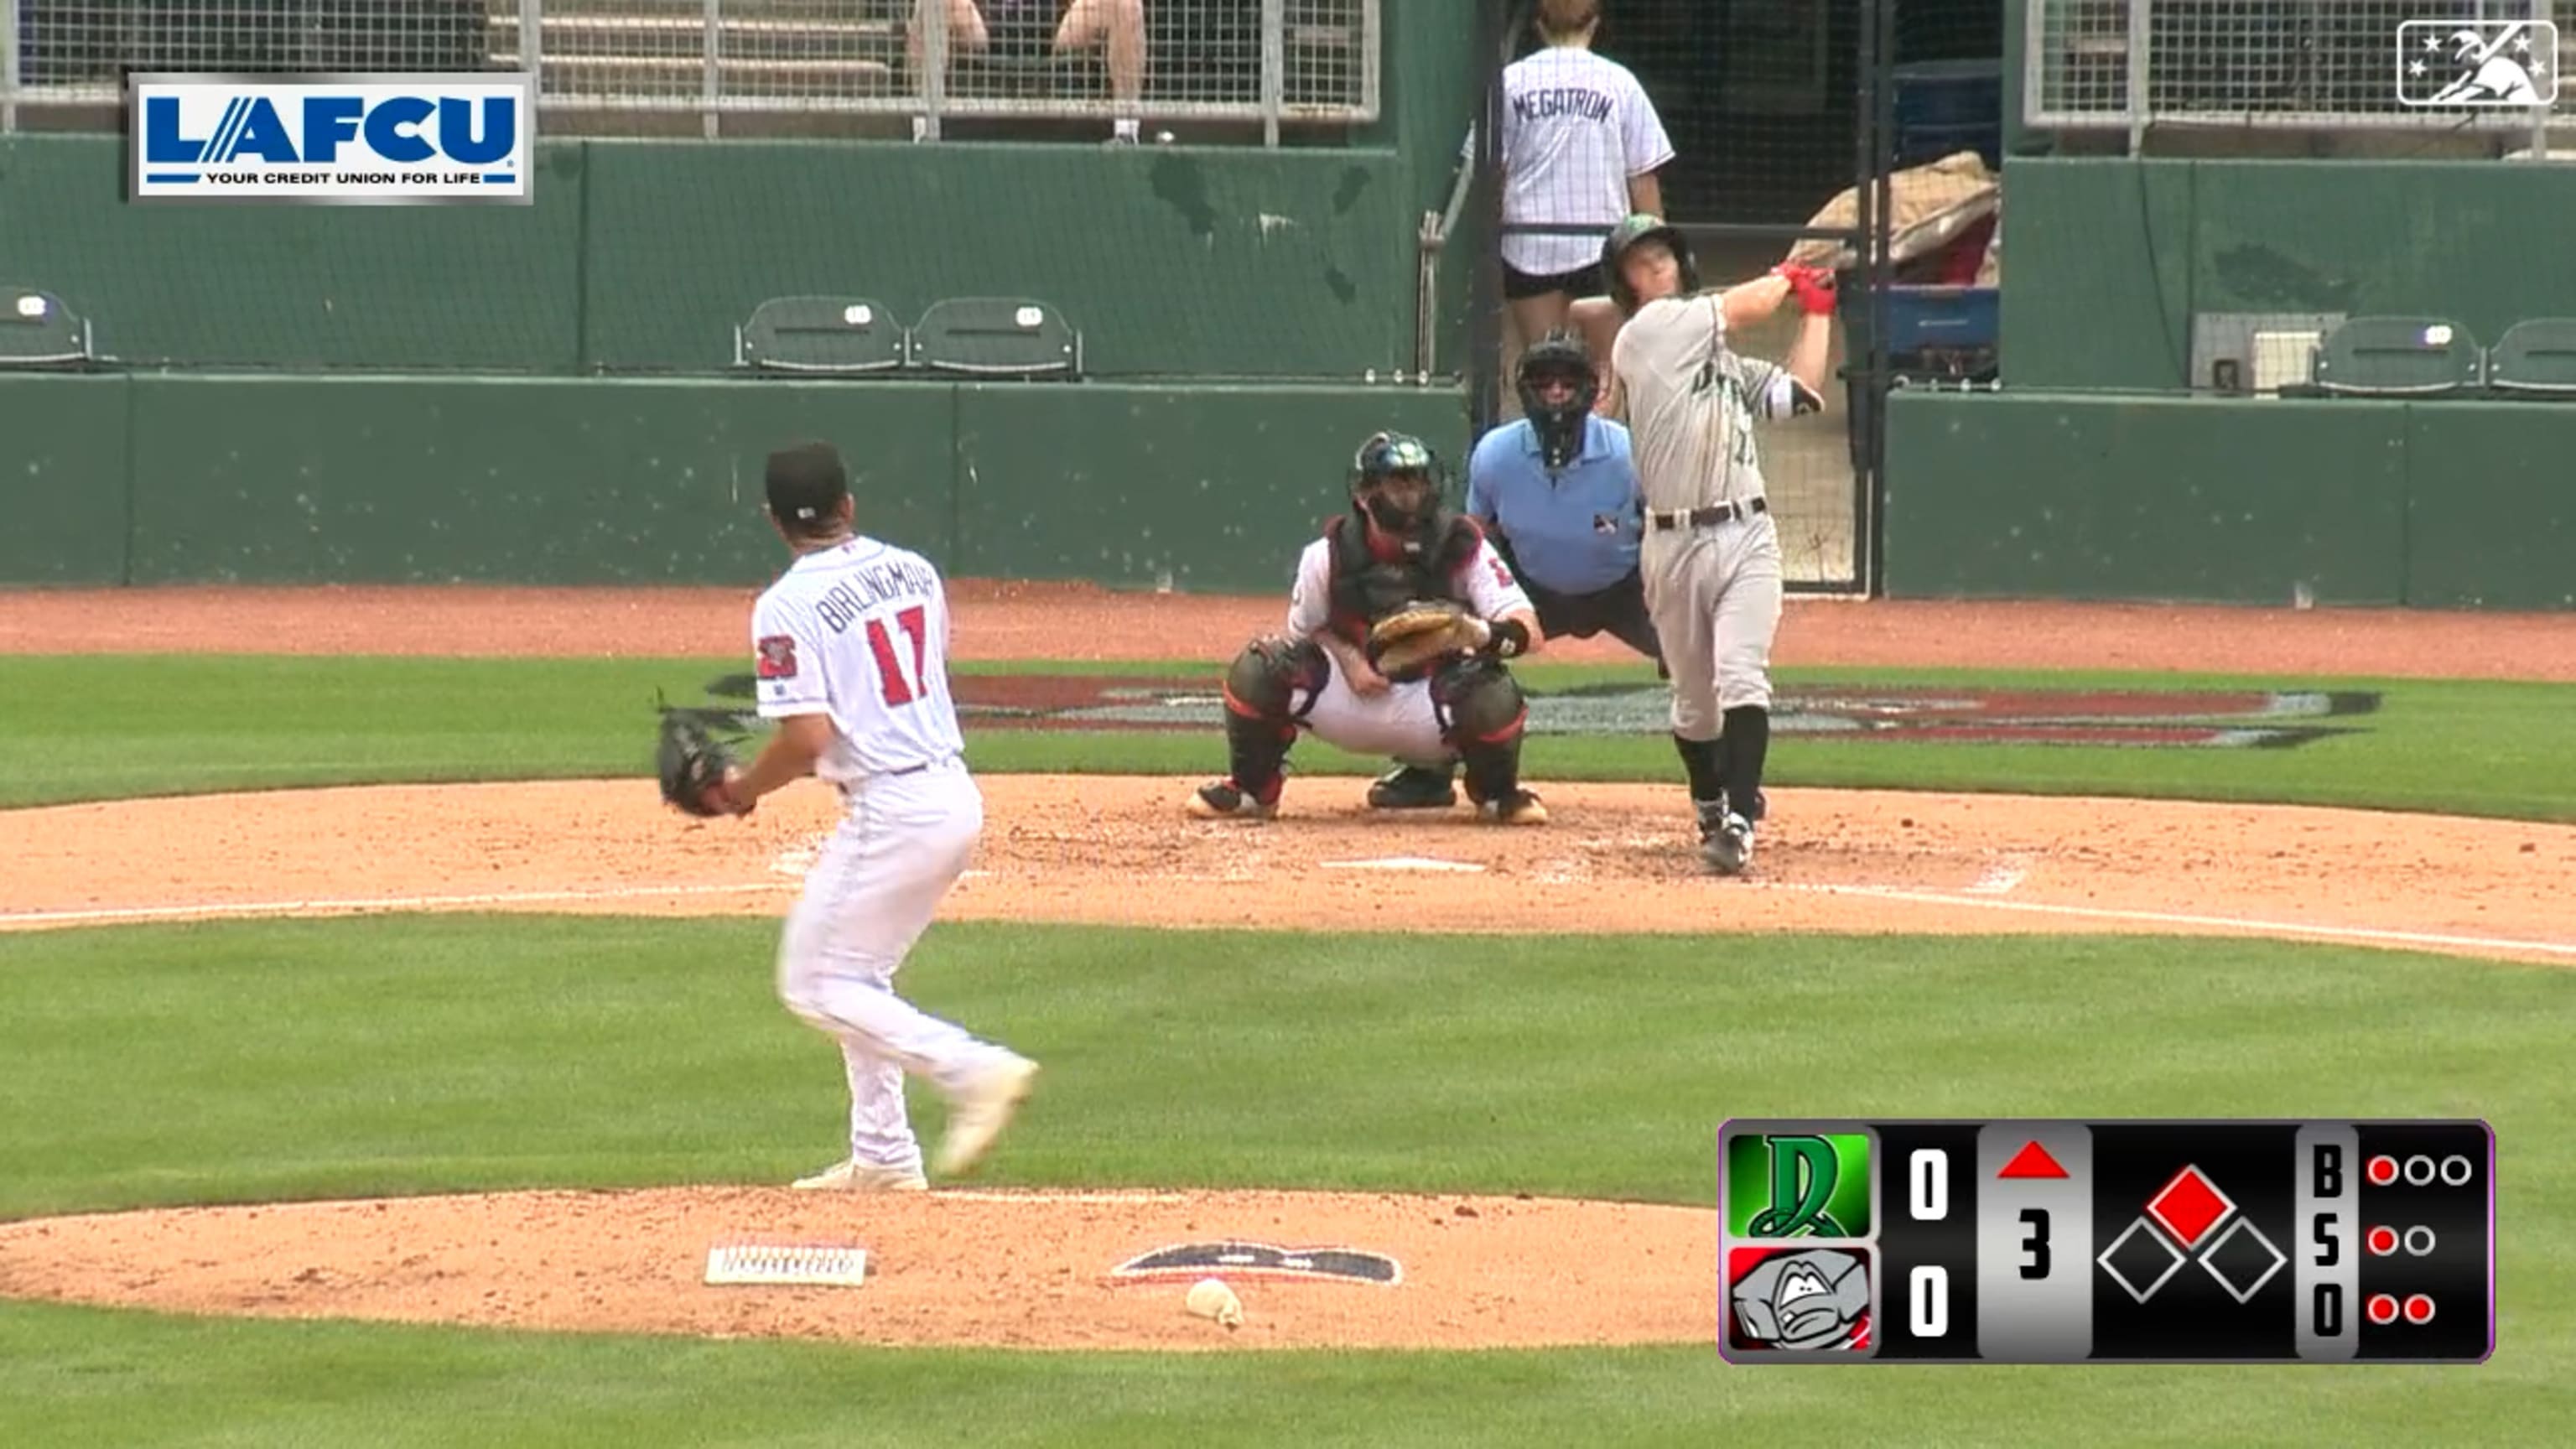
[2146, 1165, 2236, 1249]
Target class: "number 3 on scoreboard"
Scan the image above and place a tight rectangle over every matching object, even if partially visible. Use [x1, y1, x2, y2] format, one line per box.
[2019, 1208, 2052, 1280]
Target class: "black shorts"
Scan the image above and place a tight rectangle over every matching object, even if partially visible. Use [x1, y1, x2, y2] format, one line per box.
[1524, 569, 1665, 675]
[1502, 260, 1604, 302]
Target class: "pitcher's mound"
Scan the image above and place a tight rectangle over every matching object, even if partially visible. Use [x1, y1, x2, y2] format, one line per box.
[0, 1187, 1718, 1351]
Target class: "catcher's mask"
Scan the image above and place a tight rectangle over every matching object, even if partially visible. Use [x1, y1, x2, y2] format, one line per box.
[1350, 431, 1444, 551]
[1515, 331, 1597, 471]
[1602, 213, 1699, 318]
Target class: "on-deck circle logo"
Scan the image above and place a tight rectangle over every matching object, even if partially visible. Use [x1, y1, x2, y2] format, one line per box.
[128, 73, 535, 205]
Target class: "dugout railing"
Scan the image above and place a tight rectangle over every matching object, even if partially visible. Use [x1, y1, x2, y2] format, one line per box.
[2021, 0, 2572, 155]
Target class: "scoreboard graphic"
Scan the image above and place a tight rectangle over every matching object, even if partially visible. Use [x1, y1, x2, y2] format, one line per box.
[1717, 1119, 2494, 1364]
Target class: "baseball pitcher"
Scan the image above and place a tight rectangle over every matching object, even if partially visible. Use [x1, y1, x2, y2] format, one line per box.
[662, 439, 1038, 1190]
[1598, 214, 1835, 875]
[1187, 431, 1550, 824]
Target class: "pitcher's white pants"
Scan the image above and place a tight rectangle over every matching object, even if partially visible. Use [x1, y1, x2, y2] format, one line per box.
[775, 760, 1013, 1176]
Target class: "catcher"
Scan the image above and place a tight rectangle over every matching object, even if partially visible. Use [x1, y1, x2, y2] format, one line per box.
[1186, 431, 1549, 824]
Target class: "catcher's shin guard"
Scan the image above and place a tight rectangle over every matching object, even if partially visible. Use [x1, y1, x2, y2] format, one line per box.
[1433, 658, 1540, 821]
[1218, 635, 1326, 802]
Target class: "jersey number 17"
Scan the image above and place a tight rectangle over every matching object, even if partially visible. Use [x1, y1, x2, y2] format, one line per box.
[865, 605, 931, 708]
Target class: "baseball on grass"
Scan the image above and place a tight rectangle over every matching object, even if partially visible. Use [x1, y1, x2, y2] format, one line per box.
[1185, 1276, 1244, 1328]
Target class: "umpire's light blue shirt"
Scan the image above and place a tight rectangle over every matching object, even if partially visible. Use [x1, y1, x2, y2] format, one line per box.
[1464, 415, 1643, 596]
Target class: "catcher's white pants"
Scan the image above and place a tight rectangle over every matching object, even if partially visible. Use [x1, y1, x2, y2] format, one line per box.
[1640, 509, 1783, 739]
[775, 759, 1015, 1176]
[1296, 650, 1452, 767]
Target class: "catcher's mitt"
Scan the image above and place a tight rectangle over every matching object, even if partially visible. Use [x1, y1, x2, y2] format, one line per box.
[657, 699, 754, 818]
[1366, 599, 1493, 678]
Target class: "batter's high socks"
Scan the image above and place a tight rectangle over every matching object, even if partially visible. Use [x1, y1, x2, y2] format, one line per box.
[1673, 732, 1726, 804]
[1721, 706, 1770, 824]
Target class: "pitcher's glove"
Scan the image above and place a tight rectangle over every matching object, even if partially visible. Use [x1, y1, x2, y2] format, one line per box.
[657, 702, 755, 818]
[1367, 600, 1493, 679]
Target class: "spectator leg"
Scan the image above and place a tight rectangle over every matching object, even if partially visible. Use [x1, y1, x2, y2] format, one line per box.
[1567, 294, 1625, 396]
[1058, 0, 1148, 106]
[911, 0, 992, 73]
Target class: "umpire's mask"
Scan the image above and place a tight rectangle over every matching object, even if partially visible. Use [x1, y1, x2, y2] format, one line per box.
[1515, 332, 1598, 472]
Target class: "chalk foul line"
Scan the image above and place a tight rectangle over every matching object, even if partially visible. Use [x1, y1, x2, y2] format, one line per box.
[4, 872, 2566, 963]
[1764, 880, 2576, 959]
[0, 870, 1009, 928]
[0, 880, 793, 927]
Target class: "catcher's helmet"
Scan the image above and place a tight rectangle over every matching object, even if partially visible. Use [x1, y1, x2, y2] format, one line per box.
[1350, 430, 1444, 542]
[1601, 213, 1698, 317]
[1514, 330, 1597, 471]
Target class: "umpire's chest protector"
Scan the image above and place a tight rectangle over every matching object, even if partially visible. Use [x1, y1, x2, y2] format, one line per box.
[1322, 511, 1482, 643]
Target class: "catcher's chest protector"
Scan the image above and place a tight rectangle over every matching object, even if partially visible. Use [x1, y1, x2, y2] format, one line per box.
[1323, 512, 1479, 642]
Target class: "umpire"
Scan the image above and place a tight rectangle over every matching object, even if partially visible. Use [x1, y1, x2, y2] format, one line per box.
[1470, 330, 1665, 674]
[1366, 330, 1663, 812]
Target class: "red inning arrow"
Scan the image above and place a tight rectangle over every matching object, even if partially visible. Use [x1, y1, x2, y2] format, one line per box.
[1998, 1140, 2070, 1180]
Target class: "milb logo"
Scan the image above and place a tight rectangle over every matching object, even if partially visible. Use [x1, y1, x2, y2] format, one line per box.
[128, 73, 534, 205]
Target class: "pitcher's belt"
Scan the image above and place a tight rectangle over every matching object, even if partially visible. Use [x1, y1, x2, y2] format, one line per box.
[1647, 496, 1766, 532]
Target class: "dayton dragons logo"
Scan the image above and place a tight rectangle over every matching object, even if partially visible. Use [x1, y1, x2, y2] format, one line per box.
[1747, 1134, 1852, 1238]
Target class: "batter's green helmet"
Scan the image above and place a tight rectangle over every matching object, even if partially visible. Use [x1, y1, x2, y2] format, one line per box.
[1601, 213, 1699, 316]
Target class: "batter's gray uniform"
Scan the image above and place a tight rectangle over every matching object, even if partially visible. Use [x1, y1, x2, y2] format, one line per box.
[1611, 290, 1818, 870]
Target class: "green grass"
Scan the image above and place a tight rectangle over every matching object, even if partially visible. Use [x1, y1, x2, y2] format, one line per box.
[1, 917, 2569, 1446]
[7, 655, 2576, 821]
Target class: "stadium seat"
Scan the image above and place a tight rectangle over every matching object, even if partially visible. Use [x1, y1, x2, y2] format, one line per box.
[0, 287, 95, 368]
[735, 297, 909, 374]
[911, 298, 1083, 379]
[2308, 315, 2482, 397]
[2485, 319, 2576, 396]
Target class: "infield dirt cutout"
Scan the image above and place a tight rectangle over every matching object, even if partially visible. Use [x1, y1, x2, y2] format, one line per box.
[3, 584, 2573, 1351]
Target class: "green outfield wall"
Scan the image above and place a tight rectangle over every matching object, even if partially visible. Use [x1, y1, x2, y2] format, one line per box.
[0, 137, 1424, 381]
[1884, 391, 2576, 610]
[1998, 157, 2576, 391]
[3, 374, 1467, 590]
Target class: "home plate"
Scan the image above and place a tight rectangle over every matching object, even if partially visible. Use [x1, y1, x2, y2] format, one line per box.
[1318, 856, 1488, 873]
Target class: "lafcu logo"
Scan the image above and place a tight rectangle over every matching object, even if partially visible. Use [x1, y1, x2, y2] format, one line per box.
[129, 74, 535, 205]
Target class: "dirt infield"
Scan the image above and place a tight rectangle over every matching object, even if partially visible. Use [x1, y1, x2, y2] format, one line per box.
[3, 584, 2570, 1352]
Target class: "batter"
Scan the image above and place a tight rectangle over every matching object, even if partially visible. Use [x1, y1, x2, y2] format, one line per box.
[1600, 215, 1836, 875]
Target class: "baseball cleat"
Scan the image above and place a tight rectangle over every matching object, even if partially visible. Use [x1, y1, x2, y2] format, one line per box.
[1187, 778, 1275, 820]
[792, 1158, 929, 1192]
[1705, 812, 1755, 875]
[1366, 764, 1459, 810]
[934, 1052, 1040, 1177]
[1483, 789, 1550, 826]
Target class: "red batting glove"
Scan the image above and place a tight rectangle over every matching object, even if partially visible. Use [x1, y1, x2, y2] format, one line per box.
[1769, 262, 1838, 317]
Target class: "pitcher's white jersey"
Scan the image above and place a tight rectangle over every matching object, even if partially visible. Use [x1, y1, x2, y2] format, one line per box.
[1282, 529, 1534, 642]
[1611, 294, 1808, 512]
[1499, 47, 1674, 278]
[751, 536, 965, 784]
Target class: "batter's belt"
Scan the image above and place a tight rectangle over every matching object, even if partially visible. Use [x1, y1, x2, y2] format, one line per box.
[1645, 496, 1768, 532]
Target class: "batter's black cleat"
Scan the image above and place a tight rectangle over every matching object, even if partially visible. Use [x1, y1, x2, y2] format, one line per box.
[1366, 764, 1459, 810]
[1187, 777, 1277, 820]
